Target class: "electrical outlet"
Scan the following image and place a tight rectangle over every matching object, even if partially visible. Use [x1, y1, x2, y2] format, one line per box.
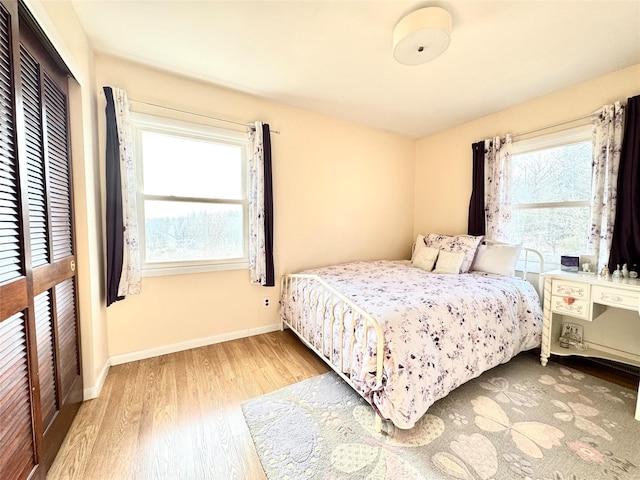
[263, 297, 270, 308]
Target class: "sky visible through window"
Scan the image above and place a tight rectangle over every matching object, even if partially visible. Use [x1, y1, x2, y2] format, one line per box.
[140, 130, 245, 263]
[142, 131, 242, 206]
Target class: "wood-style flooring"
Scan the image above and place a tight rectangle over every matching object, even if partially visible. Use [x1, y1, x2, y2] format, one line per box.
[47, 330, 328, 480]
[47, 331, 638, 480]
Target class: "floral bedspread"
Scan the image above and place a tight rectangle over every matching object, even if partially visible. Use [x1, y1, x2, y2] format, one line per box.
[280, 260, 543, 429]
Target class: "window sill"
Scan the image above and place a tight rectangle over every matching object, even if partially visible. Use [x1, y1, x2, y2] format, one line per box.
[142, 261, 249, 278]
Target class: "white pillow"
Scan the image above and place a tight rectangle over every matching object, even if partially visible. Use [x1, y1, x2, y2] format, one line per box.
[472, 243, 522, 276]
[411, 235, 426, 262]
[412, 243, 439, 272]
[433, 250, 465, 274]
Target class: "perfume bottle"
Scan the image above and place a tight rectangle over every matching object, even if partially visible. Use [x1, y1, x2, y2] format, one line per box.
[630, 264, 638, 279]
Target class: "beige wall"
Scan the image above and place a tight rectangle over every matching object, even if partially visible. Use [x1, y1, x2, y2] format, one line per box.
[26, 0, 108, 396]
[95, 56, 416, 358]
[414, 64, 640, 237]
[27, 0, 640, 394]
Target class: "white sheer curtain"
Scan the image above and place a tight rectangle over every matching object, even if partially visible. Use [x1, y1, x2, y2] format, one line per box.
[588, 102, 625, 272]
[113, 88, 141, 297]
[484, 135, 513, 240]
[248, 122, 267, 284]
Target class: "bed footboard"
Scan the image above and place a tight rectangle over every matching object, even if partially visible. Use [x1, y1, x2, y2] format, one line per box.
[280, 274, 385, 430]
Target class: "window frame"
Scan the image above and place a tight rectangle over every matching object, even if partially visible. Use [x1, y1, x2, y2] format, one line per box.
[131, 112, 250, 277]
[509, 125, 593, 268]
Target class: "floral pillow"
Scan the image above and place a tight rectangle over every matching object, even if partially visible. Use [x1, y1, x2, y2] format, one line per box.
[423, 233, 483, 273]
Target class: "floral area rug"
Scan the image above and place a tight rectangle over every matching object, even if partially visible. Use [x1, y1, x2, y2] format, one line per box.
[241, 353, 639, 480]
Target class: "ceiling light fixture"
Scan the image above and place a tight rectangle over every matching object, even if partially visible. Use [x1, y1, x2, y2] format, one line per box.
[393, 7, 452, 65]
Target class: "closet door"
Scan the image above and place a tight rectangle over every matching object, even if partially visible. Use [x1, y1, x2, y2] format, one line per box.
[0, 2, 80, 478]
[19, 17, 82, 472]
[0, 2, 42, 479]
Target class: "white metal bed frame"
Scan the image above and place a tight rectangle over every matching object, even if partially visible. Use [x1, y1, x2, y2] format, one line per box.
[280, 243, 544, 432]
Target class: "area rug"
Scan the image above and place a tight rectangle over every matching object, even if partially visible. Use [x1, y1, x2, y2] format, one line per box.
[241, 353, 640, 480]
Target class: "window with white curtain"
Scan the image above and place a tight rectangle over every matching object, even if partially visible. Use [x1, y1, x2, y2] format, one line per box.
[131, 113, 249, 276]
[508, 126, 593, 267]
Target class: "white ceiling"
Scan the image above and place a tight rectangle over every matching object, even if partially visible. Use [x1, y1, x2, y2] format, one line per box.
[70, 0, 640, 138]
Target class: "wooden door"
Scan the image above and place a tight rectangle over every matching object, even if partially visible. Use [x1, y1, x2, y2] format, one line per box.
[0, 4, 41, 479]
[0, 2, 81, 479]
[20, 19, 82, 471]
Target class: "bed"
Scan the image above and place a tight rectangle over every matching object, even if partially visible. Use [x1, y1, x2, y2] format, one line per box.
[280, 234, 545, 431]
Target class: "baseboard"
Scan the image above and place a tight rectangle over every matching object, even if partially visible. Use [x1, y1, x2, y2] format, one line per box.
[83, 357, 111, 400]
[109, 323, 282, 366]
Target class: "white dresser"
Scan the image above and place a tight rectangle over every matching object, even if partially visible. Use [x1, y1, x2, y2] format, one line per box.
[540, 270, 640, 420]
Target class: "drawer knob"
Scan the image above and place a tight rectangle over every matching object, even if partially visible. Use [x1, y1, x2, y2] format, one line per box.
[563, 296, 576, 305]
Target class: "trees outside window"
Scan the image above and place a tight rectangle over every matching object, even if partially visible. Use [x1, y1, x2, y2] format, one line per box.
[508, 126, 592, 267]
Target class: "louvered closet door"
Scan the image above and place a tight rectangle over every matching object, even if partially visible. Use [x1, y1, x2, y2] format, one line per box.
[19, 24, 82, 472]
[0, 2, 41, 480]
[0, 3, 81, 478]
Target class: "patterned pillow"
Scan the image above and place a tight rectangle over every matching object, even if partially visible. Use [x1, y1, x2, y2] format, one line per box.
[423, 233, 483, 273]
[433, 250, 465, 274]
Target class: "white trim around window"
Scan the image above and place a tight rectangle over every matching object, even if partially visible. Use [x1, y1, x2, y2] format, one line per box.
[131, 113, 250, 277]
[509, 124, 593, 269]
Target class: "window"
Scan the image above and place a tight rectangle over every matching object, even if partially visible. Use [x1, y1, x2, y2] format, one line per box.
[508, 126, 592, 267]
[132, 113, 249, 276]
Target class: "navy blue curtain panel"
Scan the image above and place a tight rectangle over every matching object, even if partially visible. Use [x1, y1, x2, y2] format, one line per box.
[263, 123, 275, 286]
[468, 141, 486, 236]
[609, 94, 640, 271]
[104, 86, 125, 306]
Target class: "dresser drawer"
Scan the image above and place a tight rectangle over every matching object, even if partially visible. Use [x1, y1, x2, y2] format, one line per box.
[552, 279, 590, 301]
[592, 285, 639, 311]
[550, 295, 590, 320]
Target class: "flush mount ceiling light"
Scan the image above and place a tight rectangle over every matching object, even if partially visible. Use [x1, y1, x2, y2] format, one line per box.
[393, 7, 452, 65]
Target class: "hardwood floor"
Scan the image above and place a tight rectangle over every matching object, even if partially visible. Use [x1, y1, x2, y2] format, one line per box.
[47, 330, 328, 480]
[550, 354, 639, 391]
[47, 332, 638, 480]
